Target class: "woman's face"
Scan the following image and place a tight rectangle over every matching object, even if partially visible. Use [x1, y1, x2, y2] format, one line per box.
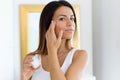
[52, 6, 75, 39]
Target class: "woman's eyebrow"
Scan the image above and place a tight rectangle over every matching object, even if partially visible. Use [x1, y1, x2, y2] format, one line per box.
[58, 15, 67, 17]
[57, 14, 74, 17]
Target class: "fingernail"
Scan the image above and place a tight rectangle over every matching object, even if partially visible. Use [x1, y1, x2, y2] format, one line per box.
[51, 20, 54, 23]
[61, 30, 63, 33]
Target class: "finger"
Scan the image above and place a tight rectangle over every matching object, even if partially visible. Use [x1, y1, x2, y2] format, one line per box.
[22, 68, 34, 80]
[46, 21, 56, 39]
[23, 63, 32, 67]
[25, 71, 33, 79]
[46, 21, 52, 38]
[57, 30, 63, 42]
[23, 68, 31, 72]
[51, 21, 56, 33]
[45, 31, 49, 40]
[24, 56, 33, 62]
[47, 21, 53, 32]
[49, 20, 55, 33]
[25, 55, 33, 60]
[24, 58, 33, 64]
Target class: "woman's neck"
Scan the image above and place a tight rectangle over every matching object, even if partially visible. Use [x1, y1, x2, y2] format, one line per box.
[57, 39, 69, 55]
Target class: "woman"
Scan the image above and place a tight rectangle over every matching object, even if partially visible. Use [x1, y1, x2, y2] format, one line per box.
[22, 1, 88, 80]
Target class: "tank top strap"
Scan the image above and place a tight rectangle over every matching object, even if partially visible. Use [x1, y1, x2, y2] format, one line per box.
[66, 48, 77, 64]
[61, 48, 77, 73]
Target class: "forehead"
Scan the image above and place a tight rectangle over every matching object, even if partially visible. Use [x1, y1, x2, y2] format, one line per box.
[54, 6, 74, 16]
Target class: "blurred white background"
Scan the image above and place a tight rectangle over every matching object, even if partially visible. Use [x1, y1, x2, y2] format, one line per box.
[0, 0, 120, 80]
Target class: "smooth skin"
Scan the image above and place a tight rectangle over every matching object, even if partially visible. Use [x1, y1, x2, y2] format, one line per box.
[22, 6, 88, 80]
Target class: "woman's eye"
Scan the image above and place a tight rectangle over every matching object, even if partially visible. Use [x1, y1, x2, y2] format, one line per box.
[59, 18, 65, 21]
[70, 17, 75, 21]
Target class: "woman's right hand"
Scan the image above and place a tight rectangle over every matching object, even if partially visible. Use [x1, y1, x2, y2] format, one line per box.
[21, 54, 41, 80]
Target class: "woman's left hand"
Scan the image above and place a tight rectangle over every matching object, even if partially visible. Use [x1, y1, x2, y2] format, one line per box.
[45, 20, 63, 53]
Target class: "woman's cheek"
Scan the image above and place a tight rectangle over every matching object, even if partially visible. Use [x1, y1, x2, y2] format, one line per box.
[55, 22, 65, 36]
[55, 27, 60, 38]
[55, 27, 64, 38]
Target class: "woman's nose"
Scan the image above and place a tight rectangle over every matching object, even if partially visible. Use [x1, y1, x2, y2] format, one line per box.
[67, 19, 73, 26]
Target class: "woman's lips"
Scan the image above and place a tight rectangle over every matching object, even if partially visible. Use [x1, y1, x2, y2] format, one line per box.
[65, 29, 74, 32]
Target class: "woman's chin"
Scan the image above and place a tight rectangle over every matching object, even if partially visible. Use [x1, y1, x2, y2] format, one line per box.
[62, 35, 73, 39]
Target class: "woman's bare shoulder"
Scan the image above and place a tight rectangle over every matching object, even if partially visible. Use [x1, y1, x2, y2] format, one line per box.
[73, 49, 88, 61]
[76, 49, 87, 55]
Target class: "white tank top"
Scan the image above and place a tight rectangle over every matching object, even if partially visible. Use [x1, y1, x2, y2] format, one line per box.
[31, 48, 77, 80]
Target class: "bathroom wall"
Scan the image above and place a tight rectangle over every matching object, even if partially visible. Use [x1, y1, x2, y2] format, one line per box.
[93, 0, 120, 80]
[0, 0, 14, 80]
